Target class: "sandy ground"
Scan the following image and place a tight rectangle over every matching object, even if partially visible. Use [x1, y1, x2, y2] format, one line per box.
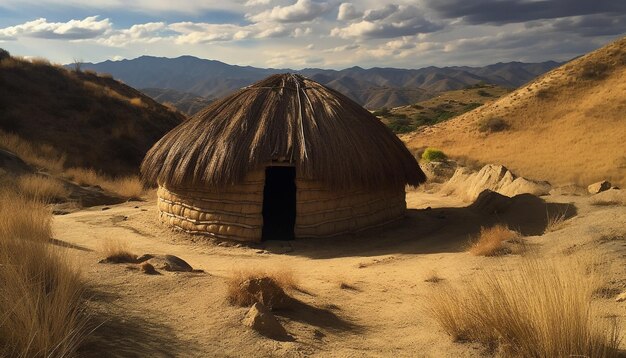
[52, 189, 626, 357]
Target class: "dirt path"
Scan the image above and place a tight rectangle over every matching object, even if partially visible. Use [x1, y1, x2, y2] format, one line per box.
[53, 191, 626, 357]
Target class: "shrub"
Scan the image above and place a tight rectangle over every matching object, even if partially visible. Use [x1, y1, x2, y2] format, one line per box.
[428, 257, 620, 357]
[477, 89, 491, 97]
[372, 107, 390, 117]
[0, 48, 9, 61]
[468, 224, 520, 256]
[461, 102, 482, 112]
[0, 191, 87, 356]
[581, 62, 610, 80]
[226, 268, 298, 309]
[421, 148, 447, 162]
[478, 117, 509, 133]
[17, 175, 69, 203]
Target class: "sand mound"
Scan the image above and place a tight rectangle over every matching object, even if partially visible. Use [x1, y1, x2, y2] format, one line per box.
[231, 277, 292, 310]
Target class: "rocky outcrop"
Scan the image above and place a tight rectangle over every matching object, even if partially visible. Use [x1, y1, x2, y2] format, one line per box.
[441, 164, 551, 202]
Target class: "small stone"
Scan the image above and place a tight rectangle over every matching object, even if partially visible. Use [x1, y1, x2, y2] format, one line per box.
[588, 180, 612, 194]
[616, 292, 626, 302]
[101, 207, 110, 211]
[140, 262, 159, 275]
[242, 303, 289, 340]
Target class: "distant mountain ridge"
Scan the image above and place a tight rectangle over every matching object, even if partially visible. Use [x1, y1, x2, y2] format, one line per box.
[76, 56, 561, 109]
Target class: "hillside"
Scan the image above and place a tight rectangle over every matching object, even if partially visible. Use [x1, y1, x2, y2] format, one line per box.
[76, 57, 559, 109]
[141, 88, 213, 116]
[404, 36, 626, 187]
[0, 53, 183, 176]
[378, 84, 511, 133]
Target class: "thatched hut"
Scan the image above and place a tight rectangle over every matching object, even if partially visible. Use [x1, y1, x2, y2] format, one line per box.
[141, 74, 426, 242]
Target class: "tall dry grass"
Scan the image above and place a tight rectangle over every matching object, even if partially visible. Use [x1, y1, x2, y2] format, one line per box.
[428, 256, 621, 357]
[468, 224, 520, 256]
[17, 174, 69, 202]
[0, 191, 87, 357]
[0, 130, 66, 173]
[65, 167, 145, 199]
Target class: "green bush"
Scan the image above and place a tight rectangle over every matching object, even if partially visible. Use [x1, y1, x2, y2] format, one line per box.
[372, 107, 390, 117]
[478, 117, 509, 133]
[421, 148, 447, 162]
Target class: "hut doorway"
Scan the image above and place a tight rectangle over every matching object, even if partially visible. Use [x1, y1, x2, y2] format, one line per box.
[262, 166, 296, 240]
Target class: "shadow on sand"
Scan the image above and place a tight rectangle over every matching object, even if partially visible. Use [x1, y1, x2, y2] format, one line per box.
[79, 288, 200, 357]
[276, 298, 362, 334]
[281, 191, 577, 259]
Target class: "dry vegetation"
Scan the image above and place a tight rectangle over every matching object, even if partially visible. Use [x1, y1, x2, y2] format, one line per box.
[226, 268, 298, 307]
[100, 239, 138, 263]
[0, 130, 65, 172]
[468, 224, 520, 256]
[545, 211, 569, 233]
[17, 174, 69, 202]
[0, 191, 87, 357]
[429, 257, 621, 357]
[65, 167, 145, 199]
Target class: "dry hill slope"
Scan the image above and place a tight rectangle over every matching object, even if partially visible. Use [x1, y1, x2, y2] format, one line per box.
[404, 36, 626, 187]
[0, 53, 183, 176]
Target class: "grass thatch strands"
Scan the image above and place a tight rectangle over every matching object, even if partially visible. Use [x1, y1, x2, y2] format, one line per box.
[141, 74, 425, 190]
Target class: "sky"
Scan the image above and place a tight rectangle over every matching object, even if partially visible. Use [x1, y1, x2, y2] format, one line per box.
[0, 0, 625, 69]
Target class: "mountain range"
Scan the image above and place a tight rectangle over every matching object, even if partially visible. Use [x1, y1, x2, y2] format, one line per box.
[76, 56, 561, 109]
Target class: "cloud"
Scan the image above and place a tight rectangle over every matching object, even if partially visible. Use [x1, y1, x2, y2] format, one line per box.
[424, 0, 626, 25]
[249, 0, 334, 23]
[363, 4, 398, 21]
[331, 4, 442, 39]
[244, 0, 271, 6]
[337, 3, 361, 21]
[99, 22, 166, 46]
[0, 16, 111, 40]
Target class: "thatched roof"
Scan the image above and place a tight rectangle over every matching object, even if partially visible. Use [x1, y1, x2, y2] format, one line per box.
[141, 73, 426, 190]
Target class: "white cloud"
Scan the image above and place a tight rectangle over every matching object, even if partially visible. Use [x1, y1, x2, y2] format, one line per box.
[337, 3, 361, 21]
[331, 4, 442, 39]
[249, 0, 333, 23]
[99, 22, 166, 46]
[244, 0, 271, 6]
[293, 27, 312, 37]
[0, 16, 111, 40]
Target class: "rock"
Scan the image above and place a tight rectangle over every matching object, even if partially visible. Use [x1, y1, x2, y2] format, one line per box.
[140, 262, 159, 275]
[238, 277, 291, 309]
[441, 164, 551, 202]
[242, 303, 289, 340]
[469, 190, 512, 214]
[550, 184, 588, 196]
[500, 177, 551, 197]
[616, 291, 626, 302]
[136, 254, 194, 272]
[588, 180, 612, 194]
[421, 160, 457, 183]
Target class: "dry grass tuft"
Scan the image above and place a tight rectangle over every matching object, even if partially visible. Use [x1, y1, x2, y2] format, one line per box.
[100, 239, 137, 263]
[0, 190, 87, 357]
[226, 268, 298, 308]
[17, 174, 69, 202]
[424, 271, 444, 284]
[545, 211, 569, 233]
[468, 224, 520, 256]
[65, 167, 145, 200]
[428, 257, 621, 357]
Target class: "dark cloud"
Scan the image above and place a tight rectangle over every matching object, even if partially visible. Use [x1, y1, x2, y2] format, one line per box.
[426, 0, 626, 25]
[549, 14, 626, 37]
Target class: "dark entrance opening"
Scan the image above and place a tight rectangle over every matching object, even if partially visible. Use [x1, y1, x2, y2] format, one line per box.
[262, 166, 296, 241]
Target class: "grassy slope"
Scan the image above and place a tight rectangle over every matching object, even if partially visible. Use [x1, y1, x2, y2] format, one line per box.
[378, 84, 510, 133]
[403, 36, 626, 187]
[0, 57, 183, 176]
